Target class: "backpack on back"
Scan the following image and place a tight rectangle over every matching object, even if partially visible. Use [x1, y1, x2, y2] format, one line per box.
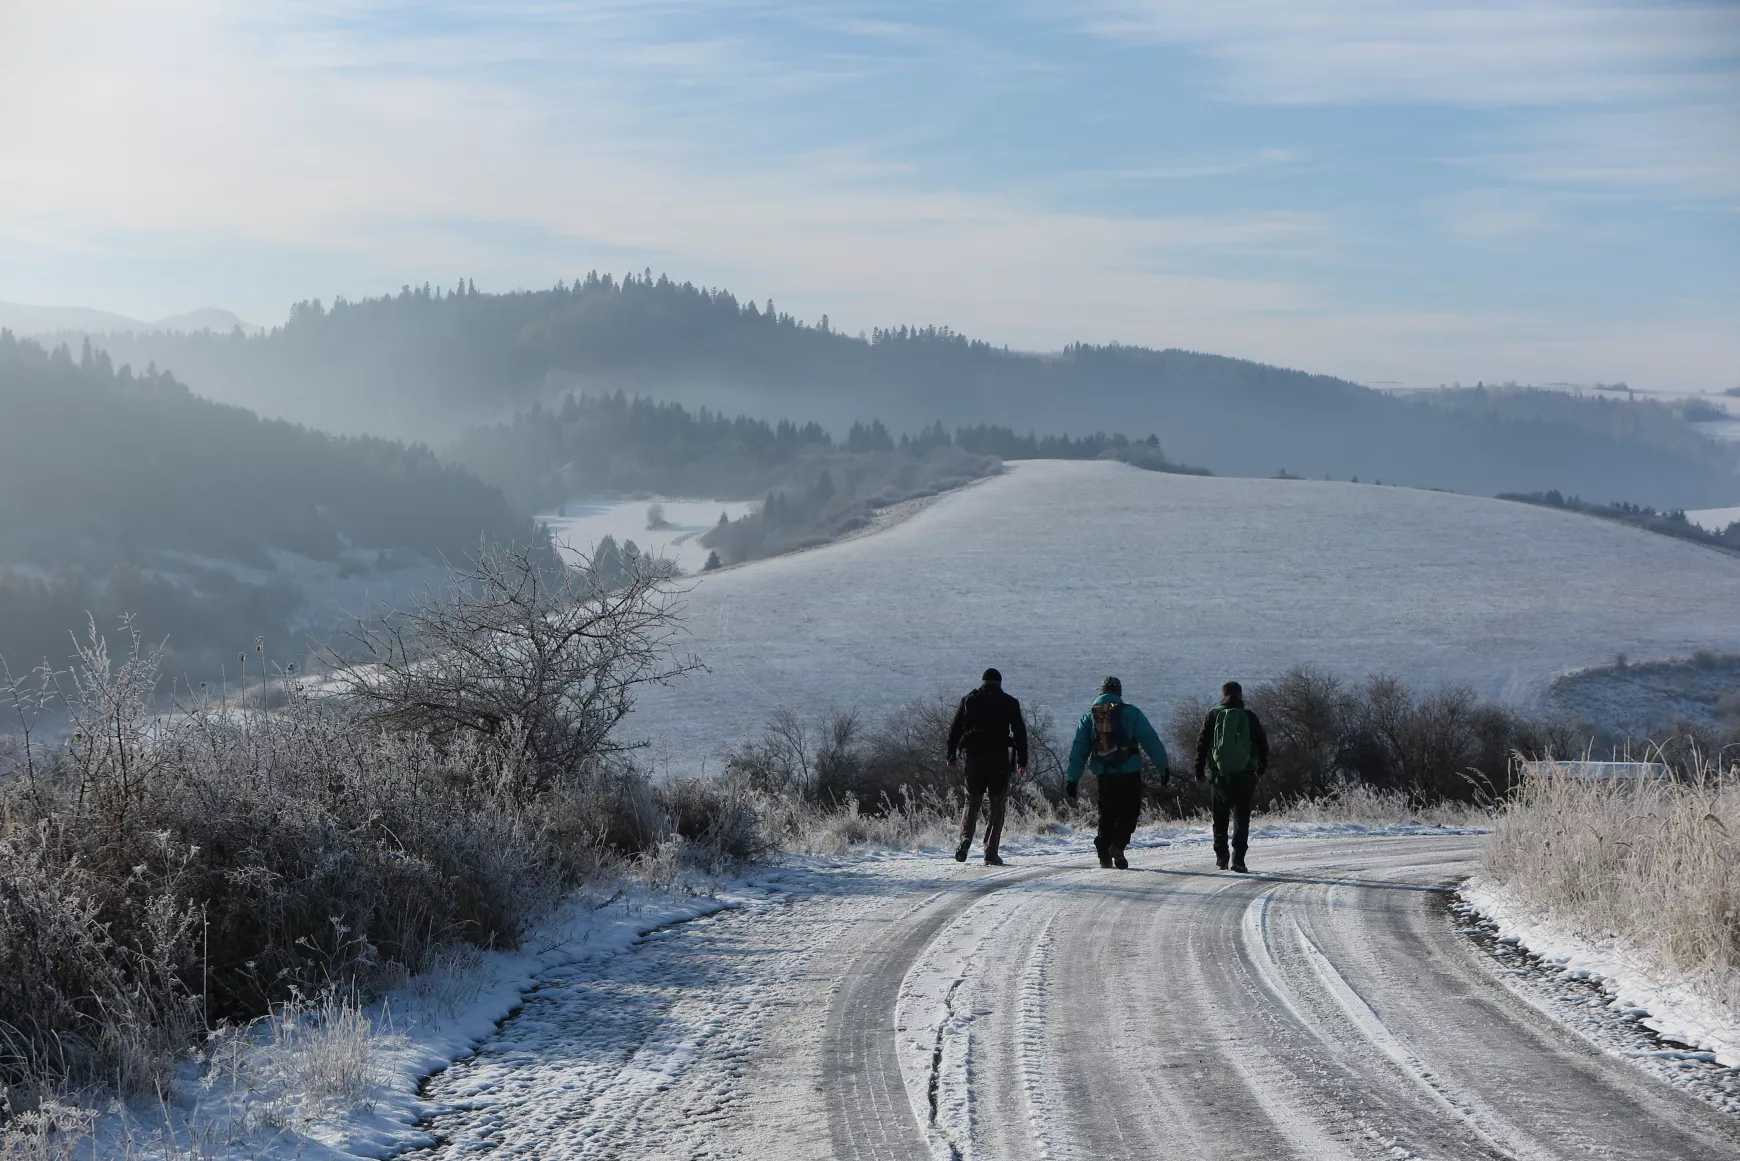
[959, 688, 1008, 753]
[1211, 707, 1253, 775]
[1091, 702, 1140, 769]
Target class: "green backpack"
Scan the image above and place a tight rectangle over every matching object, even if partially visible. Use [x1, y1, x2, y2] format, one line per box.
[1211, 707, 1253, 775]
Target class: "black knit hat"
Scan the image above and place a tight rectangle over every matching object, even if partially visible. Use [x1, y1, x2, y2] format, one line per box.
[1100, 675, 1122, 695]
[981, 668, 1002, 684]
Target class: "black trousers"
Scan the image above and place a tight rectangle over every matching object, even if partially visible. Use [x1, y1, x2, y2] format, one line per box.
[959, 757, 1011, 856]
[1096, 771, 1143, 851]
[1212, 769, 1259, 860]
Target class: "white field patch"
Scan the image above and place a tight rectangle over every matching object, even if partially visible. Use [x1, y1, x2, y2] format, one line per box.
[628, 460, 1740, 775]
[1687, 506, 1740, 534]
[539, 498, 757, 575]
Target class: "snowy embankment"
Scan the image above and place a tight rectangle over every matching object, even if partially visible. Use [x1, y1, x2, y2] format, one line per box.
[93, 818, 1485, 1161]
[91, 885, 743, 1160]
[1462, 765, 1740, 1090]
[1460, 882, 1740, 1070]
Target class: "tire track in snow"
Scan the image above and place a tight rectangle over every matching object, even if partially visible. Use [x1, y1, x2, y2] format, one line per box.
[1290, 914, 1554, 1160]
[403, 836, 1740, 1161]
[824, 866, 1069, 1161]
[1013, 915, 1088, 1161]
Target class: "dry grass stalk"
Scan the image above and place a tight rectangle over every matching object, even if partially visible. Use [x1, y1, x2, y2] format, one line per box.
[1482, 760, 1740, 1007]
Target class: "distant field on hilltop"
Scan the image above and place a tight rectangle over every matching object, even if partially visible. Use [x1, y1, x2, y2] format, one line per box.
[628, 461, 1740, 772]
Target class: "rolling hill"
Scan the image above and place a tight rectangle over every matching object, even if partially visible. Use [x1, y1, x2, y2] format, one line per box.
[77, 274, 1740, 510]
[625, 459, 1740, 772]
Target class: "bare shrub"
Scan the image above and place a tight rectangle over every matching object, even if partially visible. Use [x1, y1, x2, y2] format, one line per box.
[724, 695, 1065, 816]
[1249, 664, 1349, 800]
[326, 539, 700, 801]
[654, 776, 770, 865]
[1718, 689, 1740, 725]
[0, 540, 701, 1109]
[645, 502, 667, 530]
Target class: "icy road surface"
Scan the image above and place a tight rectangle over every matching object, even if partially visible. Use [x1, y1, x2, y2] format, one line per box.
[407, 835, 1739, 1159]
[629, 461, 1740, 773]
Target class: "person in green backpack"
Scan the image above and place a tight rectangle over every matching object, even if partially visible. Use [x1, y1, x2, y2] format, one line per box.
[1193, 681, 1269, 872]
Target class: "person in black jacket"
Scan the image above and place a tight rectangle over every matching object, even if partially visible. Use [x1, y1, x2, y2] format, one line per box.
[1193, 681, 1270, 872]
[947, 668, 1028, 865]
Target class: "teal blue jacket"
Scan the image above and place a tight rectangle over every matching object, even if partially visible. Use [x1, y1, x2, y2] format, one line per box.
[1066, 694, 1169, 784]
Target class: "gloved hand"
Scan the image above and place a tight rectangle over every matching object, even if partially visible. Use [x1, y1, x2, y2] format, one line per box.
[1064, 781, 1078, 801]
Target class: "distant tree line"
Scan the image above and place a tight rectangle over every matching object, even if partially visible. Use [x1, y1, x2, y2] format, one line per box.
[70, 271, 1740, 508]
[1497, 490, 1740, 554]
[451, 390, 1214, 566]
[452, 390, 1210, 515]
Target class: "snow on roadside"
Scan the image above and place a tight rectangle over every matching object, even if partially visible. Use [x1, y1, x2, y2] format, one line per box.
[95, 883, 745, 1160]
[1460, 881, 1740, 1070]
[99, 820, 1490, 1160]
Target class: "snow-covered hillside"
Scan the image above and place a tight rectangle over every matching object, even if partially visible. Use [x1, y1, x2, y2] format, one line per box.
[540, 498, 757, 576]
[628, 460, 1740, 771]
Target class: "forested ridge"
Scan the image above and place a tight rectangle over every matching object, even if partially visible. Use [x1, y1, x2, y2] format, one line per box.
[449, 390, 1206, 514]
[0, 331, 531, 675]
[76, 272, 1740, 509]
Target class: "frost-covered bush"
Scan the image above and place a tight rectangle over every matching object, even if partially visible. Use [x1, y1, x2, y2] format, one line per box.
[723, 695, 1065, 814]
[1482, 762, 1740, 1008]
[0, 542, 697, 1107]
[654, 776, 769, 864]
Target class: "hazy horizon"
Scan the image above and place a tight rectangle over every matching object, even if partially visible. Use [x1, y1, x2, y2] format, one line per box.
[3, 1, 1736, 394]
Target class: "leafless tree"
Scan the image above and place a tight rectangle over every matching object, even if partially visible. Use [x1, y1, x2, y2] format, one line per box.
[326, 540, 700, 801]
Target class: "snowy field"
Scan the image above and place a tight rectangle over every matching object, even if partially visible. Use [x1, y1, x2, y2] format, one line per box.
[629, 460, 1740, 772]
[538, 497, 757, 576]
[1689, 505, 1740, 534]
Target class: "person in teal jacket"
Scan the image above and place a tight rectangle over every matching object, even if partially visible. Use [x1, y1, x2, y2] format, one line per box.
[1066, 676, 1169, 868]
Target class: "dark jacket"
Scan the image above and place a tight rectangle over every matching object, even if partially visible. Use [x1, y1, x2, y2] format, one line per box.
[1066, 693, 1168, 784]
[947, 683, 1029, 768]
[1194, 703, 1269, 779]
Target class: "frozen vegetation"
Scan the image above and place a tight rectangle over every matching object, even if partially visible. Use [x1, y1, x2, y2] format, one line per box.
[628, 460, 1740, 775]
[1545, 652, 1740, 731]
[1469, 760, 1740, 1083]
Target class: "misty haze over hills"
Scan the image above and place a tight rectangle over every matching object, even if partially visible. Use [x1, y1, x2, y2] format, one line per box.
[0, 301, 259, 337]
[0, 332, 531, 677]
[71, 273, 1740, 510]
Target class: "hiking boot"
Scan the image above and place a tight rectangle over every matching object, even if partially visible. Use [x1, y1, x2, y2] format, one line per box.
[954, 843, 969, 863]
[1231, 859, 1249, 874]
[984, 853, 1005, 867]
[1112, 847, 1129, 870]
[1216, 853, 1229, 870]
[1094, 836, 1113, 868]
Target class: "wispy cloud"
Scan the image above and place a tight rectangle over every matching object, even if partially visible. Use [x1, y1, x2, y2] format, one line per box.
[1423, 187, 1557, 242]
[0, 0, 1733, 391]
[1073, 0, 1740, 107]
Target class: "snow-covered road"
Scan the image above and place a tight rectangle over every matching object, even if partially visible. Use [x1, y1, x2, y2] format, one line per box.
[408, 835, 1740, 1159]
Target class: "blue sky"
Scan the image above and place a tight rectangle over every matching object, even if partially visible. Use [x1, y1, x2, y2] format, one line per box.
[2, 0, 1736, 390]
